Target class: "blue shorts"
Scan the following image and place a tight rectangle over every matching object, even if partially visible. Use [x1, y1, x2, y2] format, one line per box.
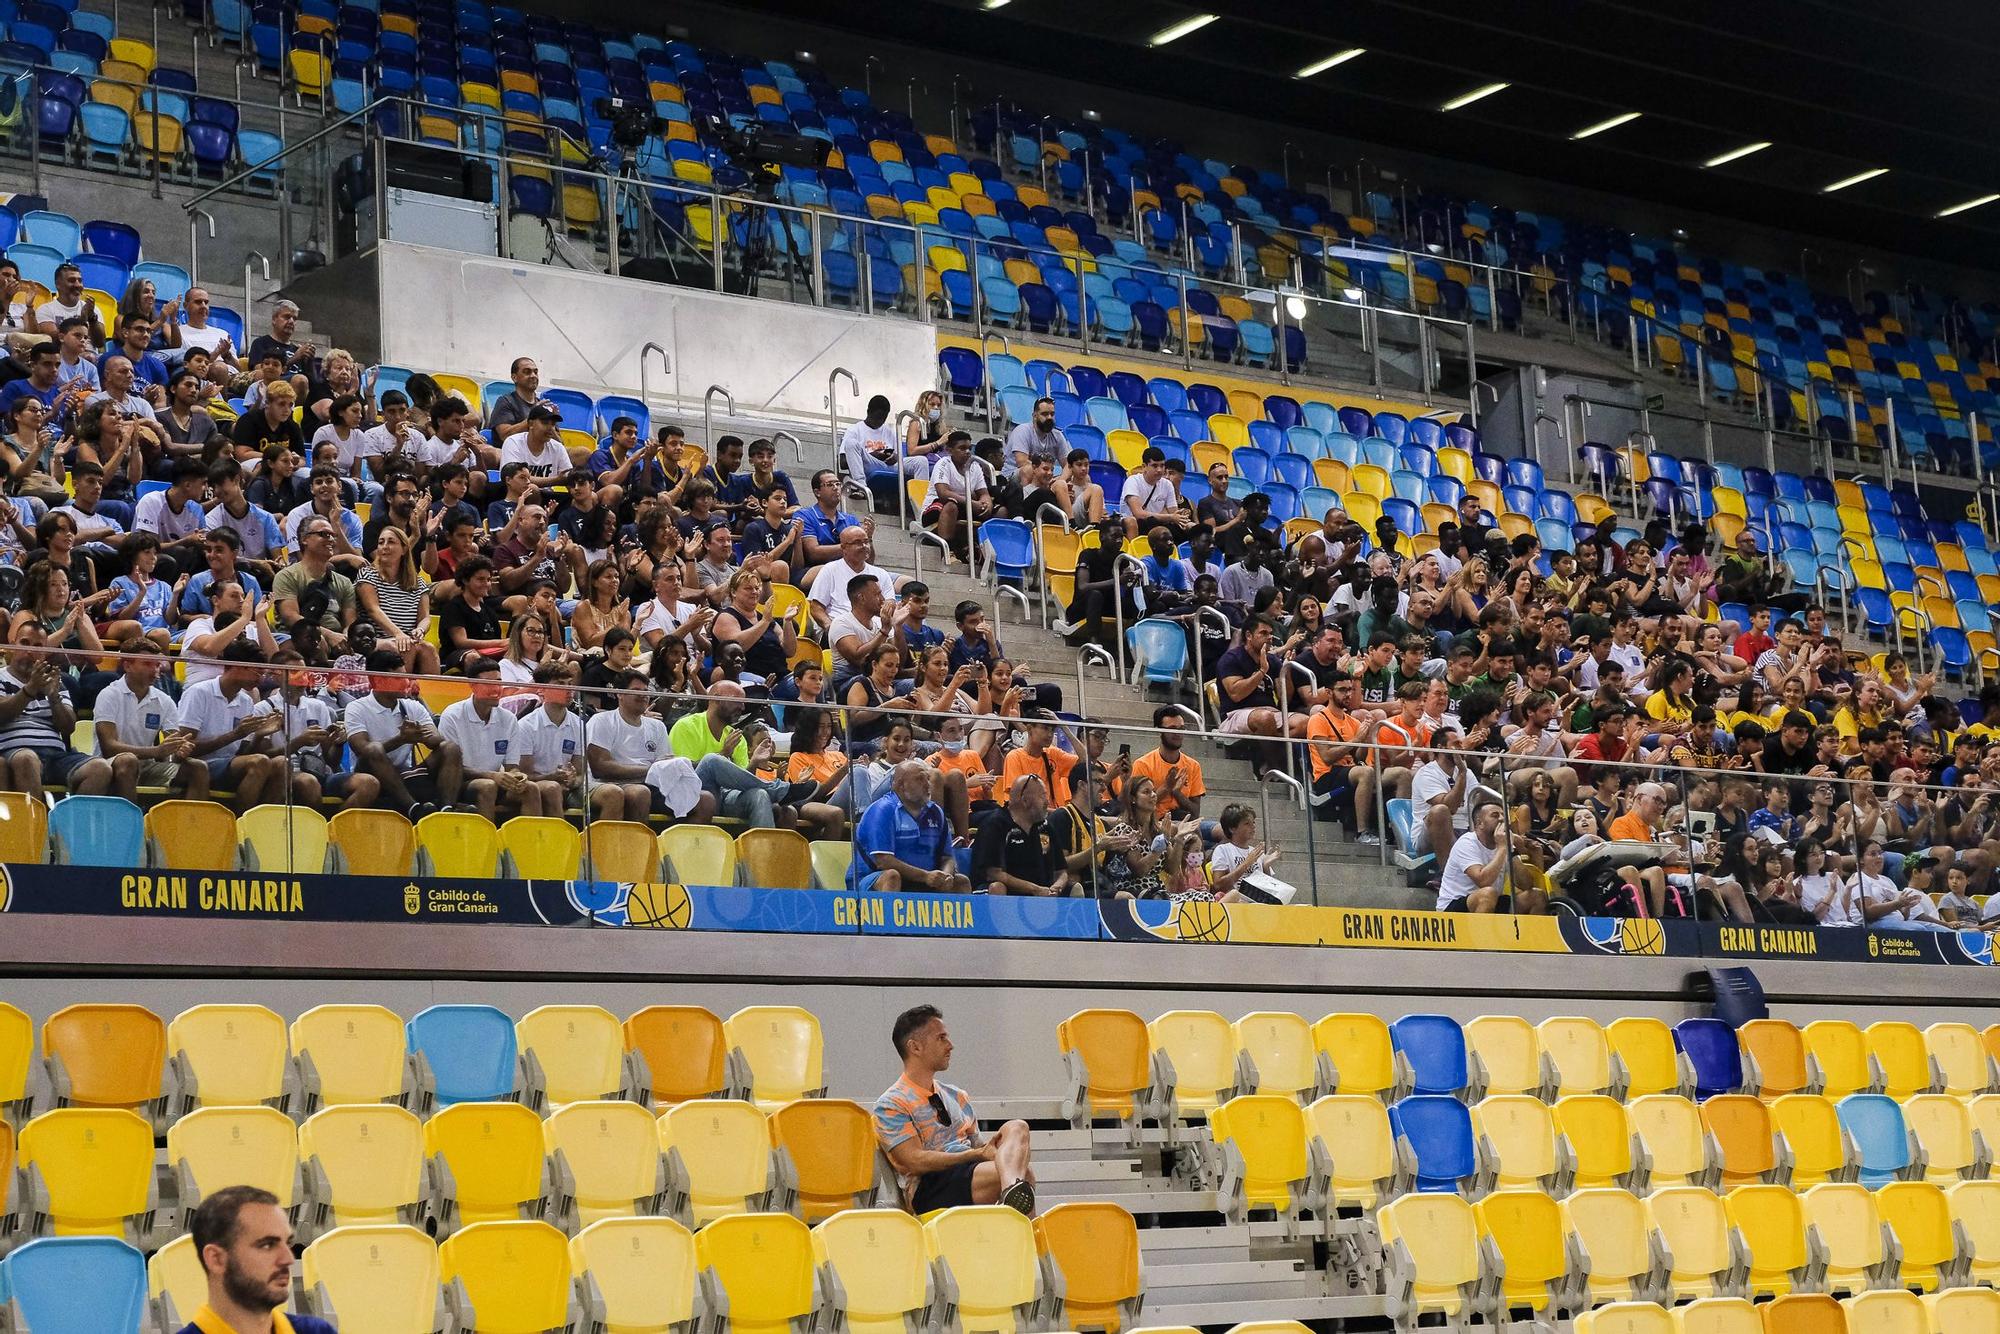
[853, 869, 888, 893]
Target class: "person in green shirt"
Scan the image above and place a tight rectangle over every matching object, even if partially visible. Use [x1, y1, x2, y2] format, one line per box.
[667, 680, 817, 826]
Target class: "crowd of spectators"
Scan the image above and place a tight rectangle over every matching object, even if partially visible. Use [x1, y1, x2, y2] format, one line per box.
[0, 292, 1987, 921]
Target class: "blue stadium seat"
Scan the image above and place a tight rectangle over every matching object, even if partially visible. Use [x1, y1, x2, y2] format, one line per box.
[80, 218, 139, 266]
[1390, 1014, 1468, 1096]
[1674, 1018, 1742, 1100]
[1387, 1095, 1476, 1193]
[1837, 1093, 1913, 1187]
[1127, 618, 1188, 687]
[407, 1003, 519, 1106]
[49, 794, 143, 865]
[594, 393, 648, 439]
[0, 1238, 148, 1333]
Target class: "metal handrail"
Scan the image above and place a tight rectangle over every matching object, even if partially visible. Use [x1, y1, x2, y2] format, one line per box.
[770, 429, 805, 465]
[638, 342, 672, 415]
[187, 209, 215, 288]
[826, 367, 858, 483]
[1076, 643, 1116, 711]
[703, 385, 734, 449]
[184, 93, 391, 213]
[1112, 553, 1145, 680]
[977, 330, 1011, 434]
[242, 250, 270, 314]
[1190, 604, 1231, 727]
[1032, 502, 1071, 629]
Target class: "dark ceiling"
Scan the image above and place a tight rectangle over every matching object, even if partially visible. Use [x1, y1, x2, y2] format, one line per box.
[726, 0, 2000, 275]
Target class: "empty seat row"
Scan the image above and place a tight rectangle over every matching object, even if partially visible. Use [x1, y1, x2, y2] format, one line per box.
[0, 1000, 822, 1130]
[15, 1200, 1144, 1334]
[1575, 1292, 1998, 1334]
[1059, 1011, 2000, 1130]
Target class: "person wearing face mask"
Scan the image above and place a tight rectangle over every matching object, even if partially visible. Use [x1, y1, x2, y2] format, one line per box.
[903, 388, 947, 473]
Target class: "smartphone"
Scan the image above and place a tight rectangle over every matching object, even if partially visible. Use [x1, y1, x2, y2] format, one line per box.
[1117, 743, 1131, 761]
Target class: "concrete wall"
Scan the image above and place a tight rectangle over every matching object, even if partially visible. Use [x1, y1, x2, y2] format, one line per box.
[375, 241, 937, 424]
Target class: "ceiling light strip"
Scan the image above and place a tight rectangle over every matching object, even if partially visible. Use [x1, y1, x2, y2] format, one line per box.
[1295, 48, 1365, 78]
[1570, 111, 1640, 140]
[1820, 167, 1887, 193]
[1937, 193, 2000, 218]
[1702, 141, 1772, 168]
[1439, 82, 1509, 112]
[1148, 13, 1218, 46]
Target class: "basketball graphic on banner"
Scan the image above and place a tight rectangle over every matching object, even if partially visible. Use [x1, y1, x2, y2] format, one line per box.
[624, 882, 692, 930]
[1174, 898, 1231, 943]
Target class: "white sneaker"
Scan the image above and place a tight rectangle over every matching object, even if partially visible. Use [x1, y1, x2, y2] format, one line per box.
[1356, 831, 1381, 846]
[1050, 618, 1078, 636]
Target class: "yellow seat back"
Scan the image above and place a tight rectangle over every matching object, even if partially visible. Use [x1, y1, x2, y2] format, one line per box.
[415, 810, 501, 877]
[167, 1003, 289, 1108]
[923, 1205, 1042, 1334]
[658, 1098, 772, 1224]
[1740, 1020, 1809, 1102]
[736, 827, 813, 889]
[439, 1220, 572, 1334]
[423, 1101, 547, 1226]
[545, 1100, 662, 1228]
[1034, 1202, 1140, 1334]
[812, 1209, 931, 1334]
[1608, 1017, 1682, 1097]
[624, 1005, 728, 1107]
[1563, 1187, 1654, 1306]
[147, 1235, 206, 1331]
[1802, 1182, 1887, 1294]
[1950, 1178, 2000, 1286]
[298, 1103, 425, 1228]
[723, 1006, 823, 1110]
[1056, 1009, 1149, 1121]
[570, 1215, 699, 1332]
[18, 1107, 154, 1235]
[301, 1224, 439, 1334]
[517, 1004, 624, 1107]
[1233, 1011, 1314, 1101]
[1466, 1016, 1544, 1096]
[168, 1105, 298, 1205]
[769, 1098, 884, 1224]
[1555, 1095, 1636, 1189]
[1311, 1012, 1397, 1098]
[583, 820, 662, 882]
[1208, 1095, 1308, 1212]
[1726, 1183, 1809, 1298]
[1772, 1094, 1849, 1187]
[1804, 1021, 1874, 1099]
[1630, 1094, 1709, 1187]
[327, 808, 416, 875]
[499, 815, 582, 879]
[659, 823, 737, 885]
[1474, 1189, 1566, 1310]
[0, 792, 48, 862]
[44, 1002, 164, 1112]
[1924, 1022, 1993, 1097]
[1648, 1186, 1735, 1300]
[1471, 1094, 1560, 1191]
[1378, 1193, 1479, 1318]
[291, 1004, 406, 1107]
[1147, 1010, 1234, 1117]
[236, 803, 329, 873]
[1305, 1094, 1395, 1208]
[695, 1212, 816, 1334]
[145, 799, 238, 870]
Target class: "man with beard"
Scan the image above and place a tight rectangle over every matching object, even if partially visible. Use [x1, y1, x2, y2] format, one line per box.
[177, 1185, 335, 1332]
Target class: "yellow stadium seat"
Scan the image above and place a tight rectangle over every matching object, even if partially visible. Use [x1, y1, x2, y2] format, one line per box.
[1772, 1094, 1850, 1187]
[300, 1223, 442, 1332]
[290, 1004, 408, 1111]
[1147, 1010, 1235, 1121]
[1208, 1094, 1310, 1218]
[1556, 1095, 1640, 1190]
[167, 1003, 288, 1111]
[169, 1103, 297, 1230]
[1564, 1187, 1656, 1307]
[1609, 1017, 1685, 1098]
[1234, 1011, 1315, 1102]
[235, 803, 329, 873]
[1701, 1095, 1778, 1188]
[723, 1006, 824, 1111]
[925, 1205, 1045, 1334]
[1305, 1094, 1401, 1208]
[583, 819, 663, 883]
[0, 1001, 30, 1122]
[770, 1098, 894, 1223]
[147, 1233, 206, 1333]
[498, 815, 582, 879]
[17, 1106, 155, 1238]
[1805, 1021, 1877, 1098]
[0, 792, 48, 862]
[1925, 1022, 1994, 1098]
[1537, 1017, 1612, 1098]
[424, 1100, 548, 1232]
[1471, 1094, 1565, 1201]
[1475, 1189, 1570, 1319]
[1901, 1095, 1979, 1186]
[658, 1098, 777, 1225]
[810, 839, 852, 891]
[1577, 1302, 1675, 1334]
[737, 827, 813, 890]
[1379, 1193, 1482, 1323]
[43, 1002, 165, 1116]
[298, 1103, 425, 1232]
[1630, 1094, 1716, 1189]
[813, 1208, 931, 1334]
[571, 1216, 699, 1333]
[108, 36, 155, 72]
[327, 808, 416, 876]
[1741, 1020, 1810, 1103]
[1035, 1202, 1142, 1334]
[415, 810, 501, 877]
[441, 1219, 574, 1334]
[432, 376, 484, 412]
[1876, 1181, 1957, 1292]
[1803, 1182, 1887, 1296]
[1466, 1015, 1548, 1098]
[517, 1004, 626, 1110]
[1057, 1009, 1150, 1128]
[1678, 1297, 1763, 1334]
[1648, 1185, 1736, 1300]
[1727, 1183, 1813, 1297]
[1865, 1022, 1932, 1100]
[625, 1005, 730, 1108]
[1763, 1294, 1847, 1334]
[145, 799, 239, 870]
[695, 1212, 815, 1334]
[544, 1099, 664, 1231]
[1925, 1286, 2000, 1333]
[1951, 1178, 2000, 1286]
[1310, 1013, 1399, 1100]
[1351, 463, 1391, 499]
[660, 823, 736, 885]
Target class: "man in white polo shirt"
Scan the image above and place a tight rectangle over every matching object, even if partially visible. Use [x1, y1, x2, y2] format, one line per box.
[92, 644, 207, 801]
[342, 648, 463, 819]
[439, 656, 542, 820]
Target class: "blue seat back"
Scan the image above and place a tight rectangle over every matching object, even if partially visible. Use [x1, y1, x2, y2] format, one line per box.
[1673, 1018, 1742, 1100]
[1, 1238, 148, 1334]
[979, 519, 1035, 578]
[406, 1003, 517, 1105]
[593, 393, 648, 438]
[1389, 1013, 1467, 1096]
[1126, 618, 1187, 684]
[1387, 1095, 1476, 1192]
[1836, 1093, 1912, 1187]
[49, 794, 142, 866]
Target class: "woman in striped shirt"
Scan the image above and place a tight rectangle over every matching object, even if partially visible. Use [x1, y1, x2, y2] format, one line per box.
[356, 524, 438, 676]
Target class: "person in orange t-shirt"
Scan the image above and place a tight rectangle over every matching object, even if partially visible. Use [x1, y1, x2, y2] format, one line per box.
[927, 714, 998, 837]
[1607, 781, 1665, 843]
[1130, 706, 1205, 819]
[998, 713, 1077, 808]
[1306, 673, 1381, 843]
